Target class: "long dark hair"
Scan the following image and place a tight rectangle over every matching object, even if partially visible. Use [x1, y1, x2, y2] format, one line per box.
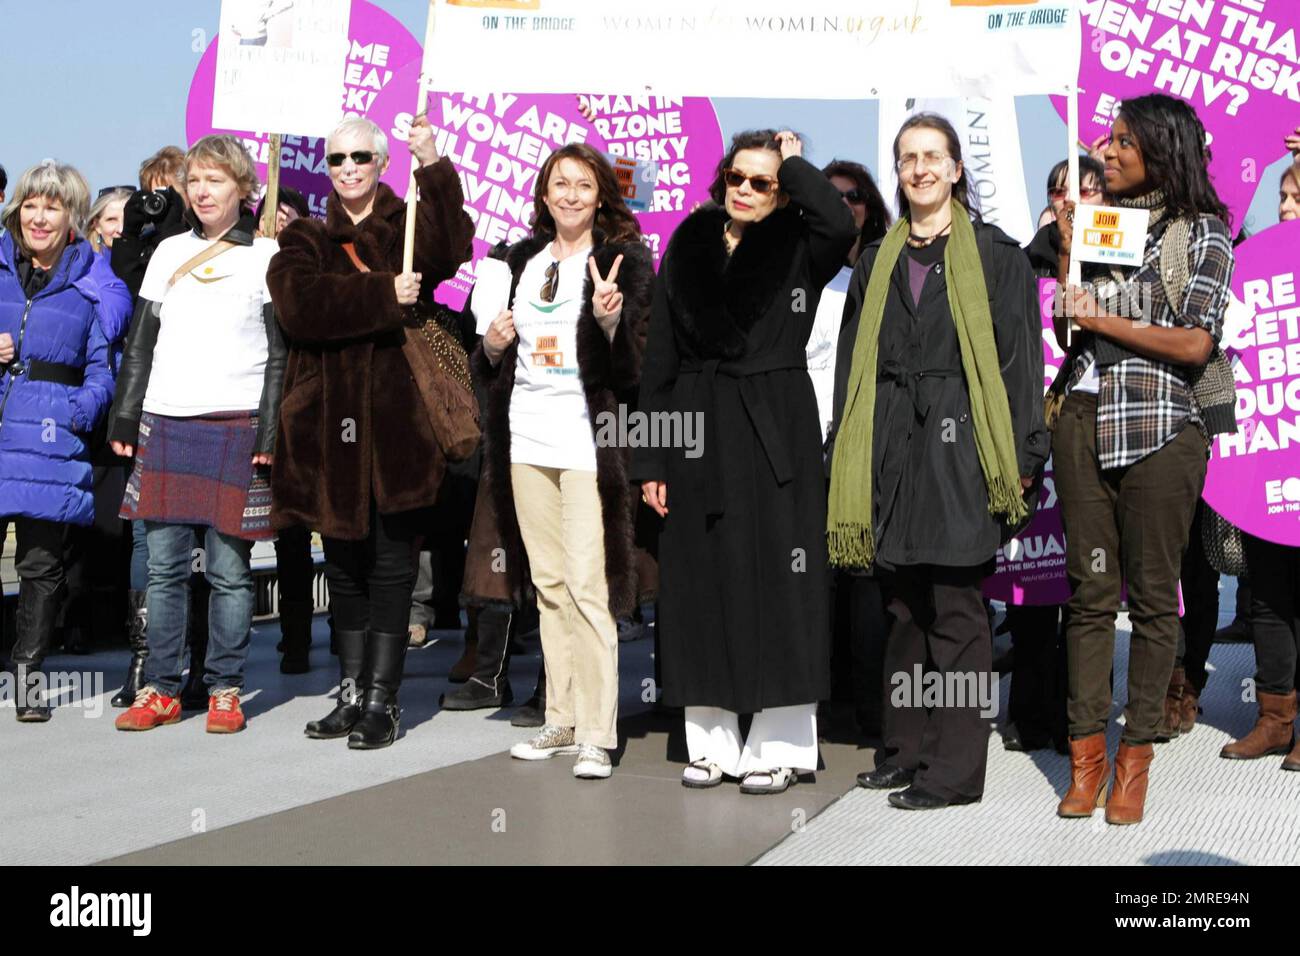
[1116, 93, 1231, 227]
[1047, 155, 1105, 197]
[822, 158, 892, 246]
[531, 143, 641, 244]
[891, 112, 981, 222]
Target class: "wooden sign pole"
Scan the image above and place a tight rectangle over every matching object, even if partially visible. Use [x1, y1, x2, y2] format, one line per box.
[403, 0, 438, 273]
[261, 133, 284, 238]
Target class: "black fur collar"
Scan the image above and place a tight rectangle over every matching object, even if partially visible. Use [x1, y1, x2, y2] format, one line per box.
[664, 203, 801, 359]
[323, 182, 405, 247]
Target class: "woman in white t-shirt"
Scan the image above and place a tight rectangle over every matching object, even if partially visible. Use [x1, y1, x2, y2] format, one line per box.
[107, 134, 286, 736]
[474, 143, 655, 780]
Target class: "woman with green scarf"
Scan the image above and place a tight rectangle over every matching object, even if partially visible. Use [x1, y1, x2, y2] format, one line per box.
[827, 113, 1046, 810]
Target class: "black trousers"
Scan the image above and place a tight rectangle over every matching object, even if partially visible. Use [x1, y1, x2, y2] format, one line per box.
[1, 516, 67, 667]
[322, 506, 423, 635]
[1176, 500, 1219, 695]
[879, 563, 993, 801]
[1243, 535, 1300, 695]
[274, 525, 315, 605]
[1006, 603, 1067, 744]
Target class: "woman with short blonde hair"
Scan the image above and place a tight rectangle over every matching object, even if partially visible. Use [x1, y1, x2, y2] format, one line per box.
[108, 134, 287, 735]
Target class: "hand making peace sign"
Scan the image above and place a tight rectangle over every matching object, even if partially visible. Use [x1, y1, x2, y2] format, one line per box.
[588, 253, 624, 338]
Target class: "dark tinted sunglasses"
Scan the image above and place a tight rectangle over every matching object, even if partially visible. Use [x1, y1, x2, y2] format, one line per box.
[540, 261, 559, 303]
[838, 188, 866, 204]
[722, 168, 780, 195]
[326, 150, 377, 168]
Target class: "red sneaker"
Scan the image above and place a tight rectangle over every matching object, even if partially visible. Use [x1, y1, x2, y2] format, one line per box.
[115, 687, 181, 731]
[206, 688, 246, 734]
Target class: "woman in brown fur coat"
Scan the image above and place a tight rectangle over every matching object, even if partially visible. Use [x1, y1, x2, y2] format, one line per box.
[266, 115, 474, 749]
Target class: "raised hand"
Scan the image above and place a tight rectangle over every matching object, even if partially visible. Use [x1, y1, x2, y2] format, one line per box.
[1286, 125, 1300, 159]
[775, 130, 803, 160]
[409, 112, 440, 167]
[588, 254, 624, 338]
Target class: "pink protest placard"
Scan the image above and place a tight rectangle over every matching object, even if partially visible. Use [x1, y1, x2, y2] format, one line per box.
[186, 0, 422, 217]
[1204, 217, 1300, 545]
[1055, 0, 1300, 231]
[984, 278, 1070, 606]
[369, 65, 724, 310]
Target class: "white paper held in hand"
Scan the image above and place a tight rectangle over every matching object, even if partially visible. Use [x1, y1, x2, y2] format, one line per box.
[470, 258, 514, 336]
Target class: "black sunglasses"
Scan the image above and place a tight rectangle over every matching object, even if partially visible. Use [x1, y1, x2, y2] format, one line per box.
[540, 261, 559, 303]
[722, 168, 780, 195]
[838, 188, 866, 204]
[325, 150, 377, 168]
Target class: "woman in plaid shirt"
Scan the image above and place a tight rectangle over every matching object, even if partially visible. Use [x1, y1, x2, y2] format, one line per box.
[1051, 94, 1235, 826]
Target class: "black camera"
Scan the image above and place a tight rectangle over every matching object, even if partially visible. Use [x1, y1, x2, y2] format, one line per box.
[141, 189, 171, 219]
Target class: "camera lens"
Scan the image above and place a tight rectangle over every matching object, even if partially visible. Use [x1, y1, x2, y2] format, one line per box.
[141, 190, 169, 218]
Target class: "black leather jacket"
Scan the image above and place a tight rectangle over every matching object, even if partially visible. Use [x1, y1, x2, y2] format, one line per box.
[107, 211, 287, 455]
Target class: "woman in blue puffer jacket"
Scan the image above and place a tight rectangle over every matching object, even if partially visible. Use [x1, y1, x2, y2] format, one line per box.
[0, 160, 131, 722]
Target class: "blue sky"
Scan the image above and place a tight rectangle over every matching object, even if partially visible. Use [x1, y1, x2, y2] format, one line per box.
[0, 0, 1287, 234]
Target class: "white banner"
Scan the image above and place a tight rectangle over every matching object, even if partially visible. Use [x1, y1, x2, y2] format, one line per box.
[425, 0, 1081, 99]
[878, 95, 1035, 244]
[213, 0, 352, 136]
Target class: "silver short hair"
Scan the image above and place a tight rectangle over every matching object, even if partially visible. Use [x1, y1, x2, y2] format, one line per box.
[326, 116, 389, 164]
[1, 160, 92, 249]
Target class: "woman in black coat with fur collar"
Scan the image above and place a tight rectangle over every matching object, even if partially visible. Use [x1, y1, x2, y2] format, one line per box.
[634, 130, 857, 793]
[473, 144, 654, 779]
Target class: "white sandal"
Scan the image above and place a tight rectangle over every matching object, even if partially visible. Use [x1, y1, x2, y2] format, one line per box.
[681, 759, 724, 789]
[740, 767, 797, 795]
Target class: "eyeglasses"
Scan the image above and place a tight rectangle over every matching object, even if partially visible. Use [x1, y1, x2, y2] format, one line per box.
[540, 261, 559, 303]
[325, 150, 376, 168]
[838, 188, 866, 204]
[722, 168, 780, 195]
[895, 151, 953, 175]
[98, 185, 135, 198]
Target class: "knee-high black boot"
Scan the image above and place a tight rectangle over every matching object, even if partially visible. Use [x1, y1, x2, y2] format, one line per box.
[278, 598, 314, 674]
[442, 608, 514, 710]
[12, 583, 61, 723]
[305, 628, 366, 738]
[111, 590, 149, 708]
[348, 630, 410, 750]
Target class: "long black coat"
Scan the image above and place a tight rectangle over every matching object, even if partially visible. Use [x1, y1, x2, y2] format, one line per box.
[633, 156, 856, 712]
[829, 224, 1047, 571]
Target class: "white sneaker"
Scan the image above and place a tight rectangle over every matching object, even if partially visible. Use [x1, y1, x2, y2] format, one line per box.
[573, 744, 612, 779]
[510, 724, 579, 760]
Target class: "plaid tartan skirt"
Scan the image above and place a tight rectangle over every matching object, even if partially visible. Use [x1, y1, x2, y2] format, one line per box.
[120, 411, 273, 541]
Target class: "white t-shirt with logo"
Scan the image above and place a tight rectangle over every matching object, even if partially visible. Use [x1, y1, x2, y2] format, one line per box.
[508, 245, 598, 472]
[808, 265, 852, 442]
[138, 230, 278, 417]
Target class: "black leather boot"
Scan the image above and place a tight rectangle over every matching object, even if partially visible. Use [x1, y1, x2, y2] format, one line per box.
[510, 660, 546, 728]
[305, 628, 366, 738]
[111, 589, 149, 708]
[348, 630, 409, 750]
[442, 609, 514, 710]
[11, 583, 60, 723]
[180, 582, 210, 711]
[278, 598, 314, 674]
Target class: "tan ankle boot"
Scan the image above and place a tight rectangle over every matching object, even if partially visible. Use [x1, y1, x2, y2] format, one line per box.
[1178, 684, 1200, 734]
[1284, 730, 1300, 772]
[1058, 733, 1109, 817]
[1105, 741, 1154, 825]
[1155, 667, 1185, 742]
[1220, 691, 1297, 760]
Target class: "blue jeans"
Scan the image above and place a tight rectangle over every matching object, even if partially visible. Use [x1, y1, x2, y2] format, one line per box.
[142, 522, 254, 696]
[130, 520, 149, 591]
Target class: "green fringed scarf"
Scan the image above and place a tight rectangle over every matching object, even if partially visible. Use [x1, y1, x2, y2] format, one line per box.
[827, 201, 1029, 570]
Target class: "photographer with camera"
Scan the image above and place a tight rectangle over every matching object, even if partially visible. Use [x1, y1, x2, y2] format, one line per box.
[110, 146, 189, 299]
